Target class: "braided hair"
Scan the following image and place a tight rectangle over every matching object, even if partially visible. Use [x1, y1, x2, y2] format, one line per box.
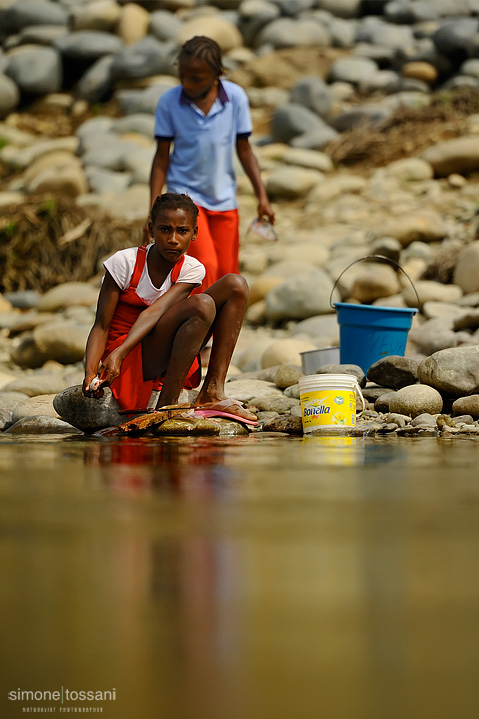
[178, 36, 224, 76]
[150, 193, 199, 225]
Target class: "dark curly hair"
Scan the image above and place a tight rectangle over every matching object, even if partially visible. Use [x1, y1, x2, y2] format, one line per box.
[150, 193, 199, 225]
[178, 36, 224, 76]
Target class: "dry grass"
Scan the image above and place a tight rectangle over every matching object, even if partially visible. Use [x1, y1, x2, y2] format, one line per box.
[325, 89, 479, 171]
[0, 197, 142, 293]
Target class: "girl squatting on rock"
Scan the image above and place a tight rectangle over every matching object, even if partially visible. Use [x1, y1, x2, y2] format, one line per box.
[83, 192, 257, 423]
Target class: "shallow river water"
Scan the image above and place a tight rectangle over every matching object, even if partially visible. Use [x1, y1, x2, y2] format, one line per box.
[0, 433, 478, 719]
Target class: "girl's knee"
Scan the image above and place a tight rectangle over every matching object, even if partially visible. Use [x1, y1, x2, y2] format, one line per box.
[221, 273, 248, 298]
[190, 293, 216, 323]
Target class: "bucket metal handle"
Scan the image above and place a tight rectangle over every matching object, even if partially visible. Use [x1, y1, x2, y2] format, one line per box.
[329, 254, 422, 311]
[355, 382, 365, 413]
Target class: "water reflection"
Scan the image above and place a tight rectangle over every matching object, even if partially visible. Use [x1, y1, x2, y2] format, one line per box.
[1, 436, 479, 719]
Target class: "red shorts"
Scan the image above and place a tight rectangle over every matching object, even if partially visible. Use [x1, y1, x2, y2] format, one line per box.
[187, 206, 239, 292]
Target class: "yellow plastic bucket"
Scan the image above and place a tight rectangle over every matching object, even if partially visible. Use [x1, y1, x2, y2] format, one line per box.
[298, 374, 361, 434]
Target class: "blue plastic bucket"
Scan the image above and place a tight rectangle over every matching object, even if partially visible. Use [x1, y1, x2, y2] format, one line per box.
[334, 302, 418, 372]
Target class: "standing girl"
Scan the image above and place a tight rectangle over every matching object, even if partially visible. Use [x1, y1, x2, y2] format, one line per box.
[83, 192, 257, 423]
[149, 35, 274, 292]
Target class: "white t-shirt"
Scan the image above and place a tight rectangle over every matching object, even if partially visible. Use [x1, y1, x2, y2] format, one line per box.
[103, 245, 205, 305]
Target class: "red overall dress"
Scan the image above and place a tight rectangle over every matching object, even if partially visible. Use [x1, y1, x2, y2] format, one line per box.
[102, 245, 201, 410]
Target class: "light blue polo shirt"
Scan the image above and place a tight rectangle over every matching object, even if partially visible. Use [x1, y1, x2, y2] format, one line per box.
[154, 79, 253, 211]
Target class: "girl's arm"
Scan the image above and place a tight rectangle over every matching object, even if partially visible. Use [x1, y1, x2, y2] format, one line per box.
[83, 272, 121, 396]
[236, 136, 275, 223]
[101, 281, 197, 386]
[145, 139, 171, 243]
[149, 139, 171, 209]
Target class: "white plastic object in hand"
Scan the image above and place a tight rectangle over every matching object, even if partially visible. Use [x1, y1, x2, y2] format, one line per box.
[248, 218, 277, 242]
[90, 376, 101, 390]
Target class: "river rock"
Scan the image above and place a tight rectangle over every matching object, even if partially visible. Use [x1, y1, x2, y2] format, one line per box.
[254, 17, 330, 48]
[37, 282, 98, 311]
[292, 315, 340, 345]
[421, 137, 479, 176]
[110, 36, 176, 82]
[6, 46, 62, 95]
[410, 413, 437, 428]
[151, 416, 221, 436]
[70, 0, 121, 32]
[261, 338, 317, 368]
[402, 281, 462, 307]
[30, 321, 90, 365]
[265, 166, 323, 199]
[452, 395, 479, 418]
[53, 385, 124, 432]
[23, 151, 82, 186]
[375, 391, 398, 413]
[432, 17, 478, 57]
[378, 210, 445, 246]
[290, 76, 333, 119]
[54, 31, 124, 61]
[385, 1, 438, 23]
[453, 241, 479, 294]
[388, 384, 443, 417]
[306, 175, 366, 204]
[5, 416, 81, 434]
[328, 56, 378, 85]
[316, 363, 366, 387]
[261, 414, 303, 434]
[2, 0, 68, 33]
[11, 393, 58, 423]
[177, 16, 243, 52]
[0, 73, 20, 118]
[349, 264, 400, 303]
[0, 391, 29, 427]
[273, 364, 304, 389]
[281, 147, 333, 173]
[28, 164, 88, 197]
[224, 378, 284, 401]
[85, 167, 132, 195]
[418, 346, 479, 396]
[271, 103, 329, 144]
[149, 10, 183, 42]
[3, 372, 78, 397]
[116, 3, 149, 45]
[375, 157, 434, 182]
[76, 55, 115, 103]
[408, 317, 458, 355]
[265, 269, 337, 321]
[290, 125, 339, 150]
[401, 61, 438, 85]
[367, 356, 420, 389]
[249, 395, 298, 413]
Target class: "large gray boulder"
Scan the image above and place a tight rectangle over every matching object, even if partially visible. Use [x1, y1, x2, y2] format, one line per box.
[0, 74, 20, 119]
[6, 46, 62, 95]
[2, 0, 68, 33]
[418, 346, 479, 396]
[53, 385, 124, 433]
[271, 103, 330, 143]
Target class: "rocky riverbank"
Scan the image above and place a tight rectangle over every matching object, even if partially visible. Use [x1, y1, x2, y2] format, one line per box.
[2, 0, 479, 437]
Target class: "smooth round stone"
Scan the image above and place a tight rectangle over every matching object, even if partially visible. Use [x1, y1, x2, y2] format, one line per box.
[389, 384, 443, 418]
[5, 416, 82, 434]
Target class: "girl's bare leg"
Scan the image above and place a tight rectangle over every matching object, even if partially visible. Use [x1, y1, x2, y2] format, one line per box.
[194, 274, 250, 406]
[141, 294, 216, 408]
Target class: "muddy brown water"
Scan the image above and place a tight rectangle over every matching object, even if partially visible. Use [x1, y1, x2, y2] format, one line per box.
[0, 433, 478, 719]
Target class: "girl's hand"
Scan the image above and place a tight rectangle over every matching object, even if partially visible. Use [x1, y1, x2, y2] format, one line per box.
[257, 197, 275, 224]
[100, 348, 124, 386]
[83, 372, 106, 399]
